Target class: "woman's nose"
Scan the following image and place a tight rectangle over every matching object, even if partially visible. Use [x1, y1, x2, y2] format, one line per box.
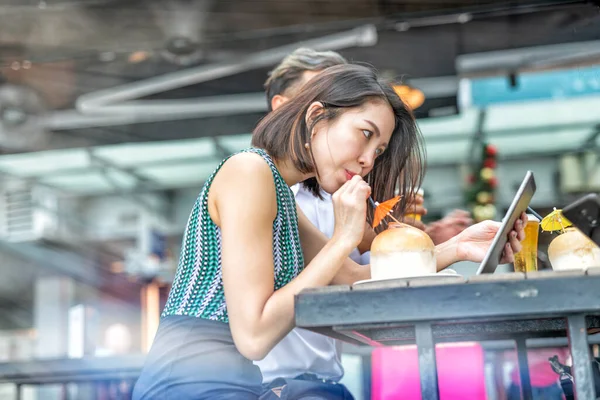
[359, 152, 375, 169]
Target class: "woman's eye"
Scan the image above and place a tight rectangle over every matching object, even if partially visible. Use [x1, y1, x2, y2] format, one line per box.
[362, 129, 373, 139]
[375, 148, 384, 156]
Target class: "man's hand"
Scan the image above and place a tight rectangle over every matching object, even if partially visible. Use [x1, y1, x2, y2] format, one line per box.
[425, 209, 473, 245]
[402, 217, 427, 231]
[402, 193, 427, 231]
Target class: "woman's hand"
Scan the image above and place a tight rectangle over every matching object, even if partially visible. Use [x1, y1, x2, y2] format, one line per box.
[331, 175, 372, 251]
[455, 212, 527, 264]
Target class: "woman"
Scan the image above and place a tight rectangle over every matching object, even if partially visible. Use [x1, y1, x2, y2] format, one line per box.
[132, 64, 525, 399]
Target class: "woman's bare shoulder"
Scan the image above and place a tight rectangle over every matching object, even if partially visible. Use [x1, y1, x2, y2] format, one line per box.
[215, 152, 276, 190]
[210, 151, 277, 224]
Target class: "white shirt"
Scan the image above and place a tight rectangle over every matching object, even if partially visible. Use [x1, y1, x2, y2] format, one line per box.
[254, 184, 370, 383]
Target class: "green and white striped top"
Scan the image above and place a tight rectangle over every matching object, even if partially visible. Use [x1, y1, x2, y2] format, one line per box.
[162, 148, 305, 323]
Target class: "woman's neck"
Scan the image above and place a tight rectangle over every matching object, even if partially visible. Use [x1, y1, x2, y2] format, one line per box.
[273, 157, 314, 187]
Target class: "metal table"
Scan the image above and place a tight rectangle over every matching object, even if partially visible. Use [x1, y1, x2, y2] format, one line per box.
[295, 268, 600, 400]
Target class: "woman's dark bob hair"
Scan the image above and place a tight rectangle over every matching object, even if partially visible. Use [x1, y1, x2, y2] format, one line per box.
[252, 63, 425, 230]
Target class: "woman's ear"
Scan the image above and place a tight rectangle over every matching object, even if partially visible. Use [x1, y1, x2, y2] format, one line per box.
[305, 102, 325, 128]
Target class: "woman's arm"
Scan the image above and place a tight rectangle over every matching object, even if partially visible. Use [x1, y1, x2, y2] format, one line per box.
[297, 211, 526, 283]
[212, 153, 360, 361]
[435, 236, 459, 271]
[296, 206, 371, 285]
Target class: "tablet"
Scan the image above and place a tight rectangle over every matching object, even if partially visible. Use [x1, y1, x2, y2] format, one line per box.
[475, 171, 537, 275]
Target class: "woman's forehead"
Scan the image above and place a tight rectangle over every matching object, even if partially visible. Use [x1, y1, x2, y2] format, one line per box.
[346, 101, 394, 127]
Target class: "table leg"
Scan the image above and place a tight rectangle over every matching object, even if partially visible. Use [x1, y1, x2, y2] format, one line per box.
[361, 354, 372, 400]
[516, 337, 534, 400]
[61, 383, 69, 400]
[415, 322, 440, 400]
[567, 315, 596, 400]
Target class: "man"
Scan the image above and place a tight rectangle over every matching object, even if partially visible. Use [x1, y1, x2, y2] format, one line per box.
[257, 48, 472, 399]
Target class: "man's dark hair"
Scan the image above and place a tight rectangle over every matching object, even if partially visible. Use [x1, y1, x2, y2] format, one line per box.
[264, 48, 348, 112]
[264, 48, 347, 197]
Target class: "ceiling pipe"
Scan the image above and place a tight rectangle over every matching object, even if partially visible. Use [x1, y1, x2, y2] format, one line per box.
[76, 24, 377, 113]
[456, 39, 600, 77]
[46, 75, 456, 130]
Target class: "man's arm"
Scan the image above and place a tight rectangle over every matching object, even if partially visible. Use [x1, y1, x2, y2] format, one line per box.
[426, 210, 473, 245]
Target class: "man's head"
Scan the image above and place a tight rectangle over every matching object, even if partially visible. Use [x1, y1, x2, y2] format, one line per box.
[265, 48, 347, 112]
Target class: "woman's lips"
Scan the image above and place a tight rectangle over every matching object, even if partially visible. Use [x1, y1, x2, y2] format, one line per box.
[345, 170, 357, 181]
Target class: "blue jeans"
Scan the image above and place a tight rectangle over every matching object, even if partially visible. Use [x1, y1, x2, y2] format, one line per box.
[133, 316, 262, 400]
[260, 375, 354, 400]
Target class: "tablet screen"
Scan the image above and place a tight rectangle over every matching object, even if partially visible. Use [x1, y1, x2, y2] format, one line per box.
[476, 171, 536, 275]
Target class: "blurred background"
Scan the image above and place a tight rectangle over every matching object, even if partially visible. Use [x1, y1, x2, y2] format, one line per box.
[0, 0, 599, 398]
